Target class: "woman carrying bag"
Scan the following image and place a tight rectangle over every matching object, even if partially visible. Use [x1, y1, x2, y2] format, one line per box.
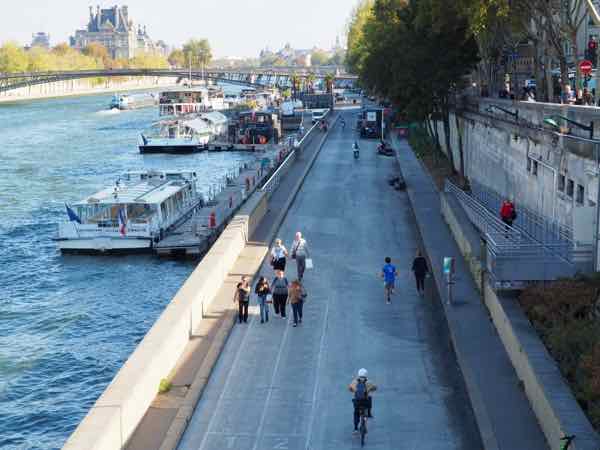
[270, 238, 288, 273]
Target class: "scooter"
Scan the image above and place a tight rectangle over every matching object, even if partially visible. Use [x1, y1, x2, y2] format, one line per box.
[353, 148, 360, 159]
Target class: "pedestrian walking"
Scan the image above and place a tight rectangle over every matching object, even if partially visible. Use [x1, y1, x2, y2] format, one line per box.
[411, 251, 429, 295]
[291, 231, 310, 281]
[381, 257, 397, 304]
[234, 276, 251, 324]
[288, 279, 307, 327]
[270, 238, 288, 272]
[271, 270, 289, 318]
[254, 276, 271, 323]
[500, 198, 517, 229]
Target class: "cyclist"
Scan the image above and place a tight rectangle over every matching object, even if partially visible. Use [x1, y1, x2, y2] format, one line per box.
[352, 140, 360, 159]
[348, 368, 377, 433]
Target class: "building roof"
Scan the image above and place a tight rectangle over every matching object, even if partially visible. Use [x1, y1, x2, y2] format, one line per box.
[201, 111, 228, 126]
[182, 118, 212, 134]
[75, 172, 195, 205]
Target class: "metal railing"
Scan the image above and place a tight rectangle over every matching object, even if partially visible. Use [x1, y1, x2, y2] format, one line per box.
[445, 180, 591, 283]
[260, 110, 328, 196]
[470, 180, 573, 244]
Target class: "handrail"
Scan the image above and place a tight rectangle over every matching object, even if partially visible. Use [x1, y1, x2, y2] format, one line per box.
[445, 180, 587, 265]
[260, 110, 328, 194]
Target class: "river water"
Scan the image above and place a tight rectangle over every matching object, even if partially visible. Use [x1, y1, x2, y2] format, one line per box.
[0, 89, 256, 449]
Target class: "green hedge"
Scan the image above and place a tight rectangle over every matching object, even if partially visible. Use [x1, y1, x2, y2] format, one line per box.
[519, 275, 600, 429]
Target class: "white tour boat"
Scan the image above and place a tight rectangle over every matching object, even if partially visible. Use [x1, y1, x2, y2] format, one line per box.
[56, 170, 203, 253]
[109, 92, 157, 110]
[139, 114, 228, 153]
[158, 87, 225, 117]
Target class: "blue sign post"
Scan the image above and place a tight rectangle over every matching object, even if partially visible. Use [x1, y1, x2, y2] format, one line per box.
[443, 257, 455, 305]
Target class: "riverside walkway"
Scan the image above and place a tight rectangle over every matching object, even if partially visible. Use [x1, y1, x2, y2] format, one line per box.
[176, 112, 482, 450]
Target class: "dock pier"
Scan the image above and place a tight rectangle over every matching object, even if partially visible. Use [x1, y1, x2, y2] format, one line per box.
[153, 148, 288, 257]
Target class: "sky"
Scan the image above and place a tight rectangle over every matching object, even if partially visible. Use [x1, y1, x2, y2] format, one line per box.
[0, 0, 356, 57]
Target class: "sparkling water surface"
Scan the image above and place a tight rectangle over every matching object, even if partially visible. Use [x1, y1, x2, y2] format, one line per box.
[0, 88, 254, 449]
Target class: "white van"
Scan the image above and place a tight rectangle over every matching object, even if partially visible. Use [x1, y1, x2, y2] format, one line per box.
[311, 109, 327, 124]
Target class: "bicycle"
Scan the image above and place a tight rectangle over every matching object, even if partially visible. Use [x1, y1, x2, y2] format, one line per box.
[357, 405, 368, 446]
[560, 435, 575, 450]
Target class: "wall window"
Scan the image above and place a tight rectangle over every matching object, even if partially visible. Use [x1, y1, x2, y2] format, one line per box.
[577, 184, 585, 205]
[558, 174, 566, 192]
[567, 179, 574, 198]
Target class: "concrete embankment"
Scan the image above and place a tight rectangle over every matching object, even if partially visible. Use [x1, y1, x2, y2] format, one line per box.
[0, 76, 179, 103]
[440, 190, 600, 450]
[62, 111, 333, 450]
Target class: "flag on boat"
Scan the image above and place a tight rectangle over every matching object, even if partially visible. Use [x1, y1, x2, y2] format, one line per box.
[118, 207, 127, 236]
[65, 204, 82, 224]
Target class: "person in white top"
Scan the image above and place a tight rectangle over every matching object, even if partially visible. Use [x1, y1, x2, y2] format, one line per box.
[291, 231, 310, 281]
[270, 238, 288, 272]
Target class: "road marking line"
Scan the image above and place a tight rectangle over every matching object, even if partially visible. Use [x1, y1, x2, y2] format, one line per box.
[303, 296, 330, 450]
[250, 292, 294, 450]
[196, 308, 259, 450]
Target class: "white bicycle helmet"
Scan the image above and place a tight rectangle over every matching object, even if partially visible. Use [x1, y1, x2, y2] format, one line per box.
[358, 368, 368, 378]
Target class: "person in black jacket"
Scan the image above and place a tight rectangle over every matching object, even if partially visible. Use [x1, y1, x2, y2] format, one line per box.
[411, 251, 429, 295]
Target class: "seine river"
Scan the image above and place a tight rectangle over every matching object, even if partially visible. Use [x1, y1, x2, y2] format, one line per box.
[0, 88, 255, 449]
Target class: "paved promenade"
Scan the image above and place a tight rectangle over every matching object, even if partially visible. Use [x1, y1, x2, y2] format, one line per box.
[177, 111, 482, 450]
[394, 136, 549, 450]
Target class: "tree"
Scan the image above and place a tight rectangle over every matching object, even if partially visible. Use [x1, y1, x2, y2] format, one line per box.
[0, 42, 28, 73]
[347, 0, 479, 176]
[183, 39, 212, 69]
[290, 73, 301, 99]
[52, 43, 71, 57]
[27, 46, 55, 72]
[168, 49, 185, 68]
[346, 0, 375, 74]
[311, 50, 329, 66]
[305, 72, 316, 93]
[324, 73, 335, 93]
[82, 42, 112, 67]
[328, 49, 346, 66]
[130, 53, 169, 69]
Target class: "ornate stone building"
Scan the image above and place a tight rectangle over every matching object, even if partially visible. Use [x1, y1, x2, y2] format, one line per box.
[70, 5, 165, 59]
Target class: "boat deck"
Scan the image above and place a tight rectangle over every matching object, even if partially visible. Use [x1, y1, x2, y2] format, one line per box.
[139, 142, 278, 154]
[153, 152, 281, 257]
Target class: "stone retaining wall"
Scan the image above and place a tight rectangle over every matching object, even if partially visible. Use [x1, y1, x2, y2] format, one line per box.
[441, 189, 600, 450]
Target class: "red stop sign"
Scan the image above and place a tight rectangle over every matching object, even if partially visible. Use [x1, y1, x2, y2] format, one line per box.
[580, 60, 593, 74]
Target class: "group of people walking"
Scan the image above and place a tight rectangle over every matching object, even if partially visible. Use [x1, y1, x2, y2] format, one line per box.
[234, 231, 311, 327]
